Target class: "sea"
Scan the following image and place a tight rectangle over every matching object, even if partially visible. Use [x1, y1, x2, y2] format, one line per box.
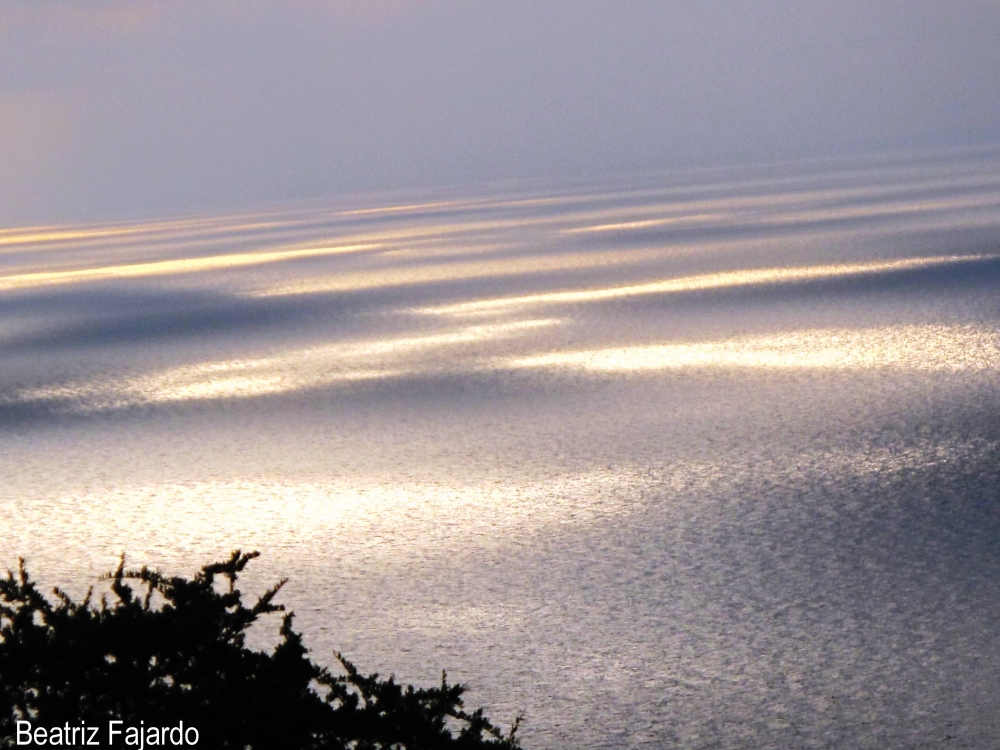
[2, 147, 1000, 748]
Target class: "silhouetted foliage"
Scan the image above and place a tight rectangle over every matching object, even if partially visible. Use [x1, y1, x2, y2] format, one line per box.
[0, 551, 522, 749]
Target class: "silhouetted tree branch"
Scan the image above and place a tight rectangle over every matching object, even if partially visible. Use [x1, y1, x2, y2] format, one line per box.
[0, 551, 522, 749]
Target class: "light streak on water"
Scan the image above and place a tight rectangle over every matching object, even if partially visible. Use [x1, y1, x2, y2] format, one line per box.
[503, 325, 1000, 374]
[0, 242, 381, 291]
[417, 255, 990, 317]
[564, 189, 1000, 235]
[8, 319, 559, 409]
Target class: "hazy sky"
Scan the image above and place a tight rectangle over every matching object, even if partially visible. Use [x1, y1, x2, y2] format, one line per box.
[2, 0, 999, 226]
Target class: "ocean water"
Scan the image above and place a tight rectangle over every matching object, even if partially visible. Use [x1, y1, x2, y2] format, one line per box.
[2, 149, 1000, 748]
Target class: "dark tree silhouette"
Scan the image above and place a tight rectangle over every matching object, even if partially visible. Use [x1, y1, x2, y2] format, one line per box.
[0, 551, 522, 749]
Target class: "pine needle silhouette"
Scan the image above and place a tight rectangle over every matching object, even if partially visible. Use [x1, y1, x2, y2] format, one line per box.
[0, 551, 522, 749]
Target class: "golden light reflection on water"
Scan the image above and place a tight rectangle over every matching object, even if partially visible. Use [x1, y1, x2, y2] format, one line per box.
[562, 213, 727, 233]
[503, 325, 1000, 374]
[11, 321, 997, 415]
[0, 242, 380, 291]
[0, 437, 968, 589]
[13, 319, 559, 409]
[243, 247, 669, 298]
[563, 191, 1000, 235]
[418, 255, 987, 317]
[3, 158, 997, 303]
[0, 470, 655, 589]
[0, 212, 321, 252]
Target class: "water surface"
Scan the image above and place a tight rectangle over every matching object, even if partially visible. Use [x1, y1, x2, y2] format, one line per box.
[3, 150, 1000, 748]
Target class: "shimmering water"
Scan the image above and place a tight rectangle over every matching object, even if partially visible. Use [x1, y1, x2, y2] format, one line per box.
[3, 150, 1000, 748]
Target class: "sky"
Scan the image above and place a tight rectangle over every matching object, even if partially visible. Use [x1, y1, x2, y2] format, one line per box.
[2, 0, 999, 226]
